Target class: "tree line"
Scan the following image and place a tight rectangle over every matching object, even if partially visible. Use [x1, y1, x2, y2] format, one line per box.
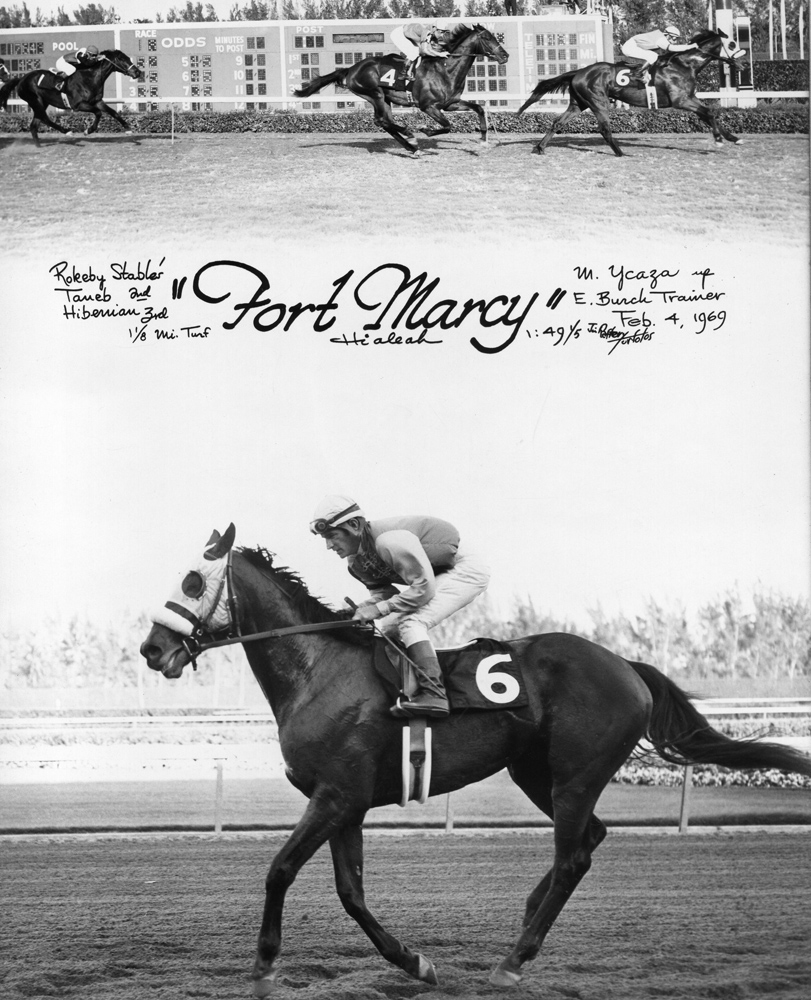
[1, 588, 808, 691]
[1, 2, 806, 59]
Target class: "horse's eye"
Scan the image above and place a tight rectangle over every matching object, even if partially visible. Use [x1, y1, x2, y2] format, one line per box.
[181, 571, 205, 599]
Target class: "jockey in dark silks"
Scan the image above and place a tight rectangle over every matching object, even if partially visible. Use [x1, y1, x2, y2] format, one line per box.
[54, 45, 101, 91]
[310, 494, 490, 718]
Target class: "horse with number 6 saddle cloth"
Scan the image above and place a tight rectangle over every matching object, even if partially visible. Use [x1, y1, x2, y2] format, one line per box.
[373, 636, 529, 807]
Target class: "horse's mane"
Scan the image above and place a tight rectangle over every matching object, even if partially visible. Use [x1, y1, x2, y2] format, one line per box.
[237, 546, 372, 646]
[689, 29, 727, 46]
[444, 23, 476, 50]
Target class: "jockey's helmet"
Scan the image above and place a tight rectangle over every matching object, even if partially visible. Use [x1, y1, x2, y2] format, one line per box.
[664, 26, 681, 39]
[86, 45, 100, 56]
[310, 495, 365, 535]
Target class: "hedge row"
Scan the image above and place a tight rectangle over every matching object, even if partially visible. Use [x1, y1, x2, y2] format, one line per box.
[751, 59, 809, 91]
[1, 106, 807, 135]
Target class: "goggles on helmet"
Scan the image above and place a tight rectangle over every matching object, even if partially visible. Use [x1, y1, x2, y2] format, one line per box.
[310, 502, 362, 535]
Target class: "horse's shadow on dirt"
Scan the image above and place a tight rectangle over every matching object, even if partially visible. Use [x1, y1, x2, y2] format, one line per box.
[512, 133, 727, 157]
[303, 134, 491, 158]
[0, 133, 172, 149]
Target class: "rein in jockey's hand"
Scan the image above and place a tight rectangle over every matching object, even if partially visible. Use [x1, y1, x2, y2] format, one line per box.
[352, 601, 386, 623]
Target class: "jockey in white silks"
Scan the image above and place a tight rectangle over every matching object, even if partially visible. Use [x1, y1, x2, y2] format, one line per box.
[54, 45, 101, 91]
[310, 494, 490, 718]
[390, 21, 449, 82]
[620, 26, 698, 86]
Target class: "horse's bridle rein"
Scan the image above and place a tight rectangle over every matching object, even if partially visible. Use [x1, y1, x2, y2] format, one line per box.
[176, 551, 366, 670]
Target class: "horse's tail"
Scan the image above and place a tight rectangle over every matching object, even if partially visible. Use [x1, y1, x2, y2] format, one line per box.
[517, 70, 578, 115]
[293, 69, 345, 98]
[0, 76, 24, 110]
[629, 659, 811, 777]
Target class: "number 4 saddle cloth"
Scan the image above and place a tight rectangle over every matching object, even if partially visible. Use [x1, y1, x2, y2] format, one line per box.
[372, 637, 529, 712]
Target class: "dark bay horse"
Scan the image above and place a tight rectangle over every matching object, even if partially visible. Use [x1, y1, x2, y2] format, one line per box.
[518, 29, 746, 156]
[293, 24, 508, 155]
[140, 524, 811, 996]
[0, 49, 142, 142]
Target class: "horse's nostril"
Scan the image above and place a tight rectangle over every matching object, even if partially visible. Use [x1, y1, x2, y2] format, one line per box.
[140, 642, 159, 660]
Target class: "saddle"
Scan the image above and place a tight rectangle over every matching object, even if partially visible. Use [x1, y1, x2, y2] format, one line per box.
[373, 637, 528, 807]
[373, 636, 528, 713]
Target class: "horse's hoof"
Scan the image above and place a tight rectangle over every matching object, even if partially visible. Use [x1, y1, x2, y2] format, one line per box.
[253, 971, 277, 997]
[416, 953, 438, 985]
[410, 149, 422, 158]
[733, 138, 744, 145]
[490, 962, 522, 987]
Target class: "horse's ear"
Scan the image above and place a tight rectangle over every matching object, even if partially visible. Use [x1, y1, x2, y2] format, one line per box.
[204, 523, 236, 561]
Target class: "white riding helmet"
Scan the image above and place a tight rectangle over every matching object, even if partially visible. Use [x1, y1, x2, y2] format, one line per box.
[664, 25, 681, 38]
[310, 494, 365, 535]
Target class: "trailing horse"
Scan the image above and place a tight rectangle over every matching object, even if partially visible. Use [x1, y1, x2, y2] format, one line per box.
[518, 29, 746, 156]
[0, 49, 143, 142]
[293, 24, 508, 156]
[140, 524, 811, 996]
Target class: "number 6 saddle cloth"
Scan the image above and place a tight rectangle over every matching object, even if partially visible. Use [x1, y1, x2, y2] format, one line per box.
[372, 636, 529, 712]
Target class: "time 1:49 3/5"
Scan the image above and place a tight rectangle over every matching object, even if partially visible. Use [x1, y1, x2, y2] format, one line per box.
[665, 310, 727, 335]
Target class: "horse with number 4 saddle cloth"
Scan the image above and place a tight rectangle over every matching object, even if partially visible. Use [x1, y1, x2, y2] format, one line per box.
[140, 524, 811, 997]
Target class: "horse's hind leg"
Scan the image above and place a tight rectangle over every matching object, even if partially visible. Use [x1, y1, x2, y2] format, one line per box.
[490, 777, 607, 987]
[505, 752, 607, 929]
[534, 99, 581, 154]
[329, 824, 438, 984]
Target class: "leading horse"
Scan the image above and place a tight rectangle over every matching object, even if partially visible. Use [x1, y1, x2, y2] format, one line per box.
[293, 24, 508, 155]
[518, 29, 746, 156]
[0, 49, 143, 142]
[140, 524, 811, 995]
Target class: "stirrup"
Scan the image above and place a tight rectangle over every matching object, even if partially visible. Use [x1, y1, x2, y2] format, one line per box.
[390, 695, 449, 719]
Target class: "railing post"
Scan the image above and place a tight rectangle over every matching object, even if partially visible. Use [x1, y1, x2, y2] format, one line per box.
[214, 759, 224, 835]
[444, 792, 454, 834]
[678, 764, 693, 833]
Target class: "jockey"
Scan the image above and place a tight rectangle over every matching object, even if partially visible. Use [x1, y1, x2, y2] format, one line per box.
[54, 45, 101, 90]
[390, 21, 449, 82]
[620, 26, 698, 86]
[310, 494, 490, 719]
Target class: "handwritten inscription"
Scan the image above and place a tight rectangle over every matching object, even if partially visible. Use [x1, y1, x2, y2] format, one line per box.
[47, 257, 730, 356]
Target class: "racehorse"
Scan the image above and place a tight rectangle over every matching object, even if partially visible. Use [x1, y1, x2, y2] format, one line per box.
[518, 29, 746, 156]
[0, 49, 143, 142]
[292, 24, 508, 155]
[140, 524, 811, 996]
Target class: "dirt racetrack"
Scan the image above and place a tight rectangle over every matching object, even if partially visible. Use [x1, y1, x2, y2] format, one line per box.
[2, 829, 809, 1000]
[0, 131, 808, 254]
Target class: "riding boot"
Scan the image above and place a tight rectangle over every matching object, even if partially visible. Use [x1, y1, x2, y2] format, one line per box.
[390, 640, 450, 719]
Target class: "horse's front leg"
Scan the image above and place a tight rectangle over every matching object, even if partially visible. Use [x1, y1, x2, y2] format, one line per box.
[98, 100, 134, 134]
[445, 99, 488, 143]
[330, 824, 438, 984]
[85, 111, 102, 135]
[676, 96, 742, 146]
[416, 103, 453, 138]
[252, 789, 351, 997]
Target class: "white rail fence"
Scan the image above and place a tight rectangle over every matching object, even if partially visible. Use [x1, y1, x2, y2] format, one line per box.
[2, 699, 809, 835]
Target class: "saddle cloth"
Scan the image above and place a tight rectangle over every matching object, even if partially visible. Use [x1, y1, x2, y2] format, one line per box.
[373, 637, 528, 712]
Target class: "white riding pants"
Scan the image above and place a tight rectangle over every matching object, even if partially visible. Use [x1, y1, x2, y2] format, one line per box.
[620, 41, 658, 66]
[378, 544, 491, 647]
[55, 56, 78, 76]
[390, 27, 419, 60]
